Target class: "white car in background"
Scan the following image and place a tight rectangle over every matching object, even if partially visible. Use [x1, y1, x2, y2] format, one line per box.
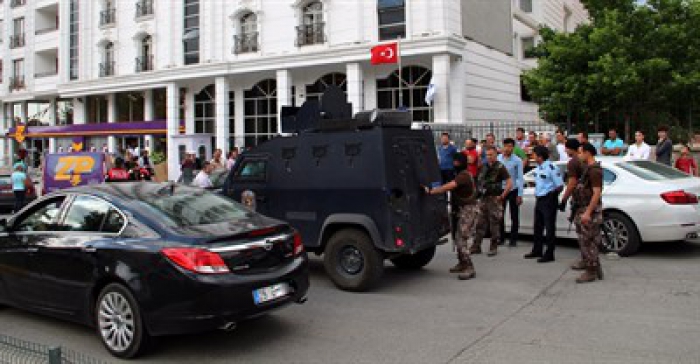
[511, 157, 700, 256]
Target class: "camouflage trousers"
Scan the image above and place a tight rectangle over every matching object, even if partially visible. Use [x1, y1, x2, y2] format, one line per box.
[455, 204, 480, 259]
[474, 196, 504, 245]
[574, 208, 603, 268]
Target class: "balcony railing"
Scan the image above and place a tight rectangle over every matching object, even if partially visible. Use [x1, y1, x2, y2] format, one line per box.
[9, 34, 26, 49]
[9, 76, 26, 91]
[10, 0, 26, 8]
[296, 22, 325, 47]
[135, 0, 154, 18]
[100, 8, 117, 26]
[135, 55, 153, 72]
[35, 70, 58, 78]
[234, 32, 259, 54]
[99, 62, 115, 77]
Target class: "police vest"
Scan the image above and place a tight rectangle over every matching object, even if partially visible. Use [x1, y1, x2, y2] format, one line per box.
[573, 162, 602, 206]
[478, 161, 505, 197]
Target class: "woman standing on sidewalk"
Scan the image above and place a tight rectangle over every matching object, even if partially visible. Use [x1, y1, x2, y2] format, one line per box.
[11, 165, 28, 213]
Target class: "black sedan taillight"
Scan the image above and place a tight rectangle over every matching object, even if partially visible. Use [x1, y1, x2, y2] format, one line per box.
[161, 248, 230, 274]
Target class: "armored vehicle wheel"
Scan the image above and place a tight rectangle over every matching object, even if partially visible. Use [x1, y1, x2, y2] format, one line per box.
[390, 246, 436, 270]
[324, 229, 384, 292]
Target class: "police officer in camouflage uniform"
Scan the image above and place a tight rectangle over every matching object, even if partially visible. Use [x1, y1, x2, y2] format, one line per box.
[572, 143, 605, 283]
[426, 153, 477, 280]
[470, 146, 513, 257]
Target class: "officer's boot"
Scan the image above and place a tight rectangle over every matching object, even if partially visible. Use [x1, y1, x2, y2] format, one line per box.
[487, 240, 498, 257]
[575, 267, 598, 283]
[458, 255, 476, 280]
[469, 242, 482, 255]
[449, 250, 469, 273]
[570, 260, 586, 270]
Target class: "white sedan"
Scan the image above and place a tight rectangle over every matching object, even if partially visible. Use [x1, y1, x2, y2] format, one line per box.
[510, 157, 700, 256]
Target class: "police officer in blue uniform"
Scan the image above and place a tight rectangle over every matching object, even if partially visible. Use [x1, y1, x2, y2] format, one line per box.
[525, 146, 564, 263]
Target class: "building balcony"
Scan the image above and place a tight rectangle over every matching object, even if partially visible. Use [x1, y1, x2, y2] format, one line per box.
[9, 34, 26, 49]
[11, 0, 26, 8]
[35, 26, 58, 35]
[135, 55, 154, 72]
[135, 0, 154, 18]
[234, 32, 259, 54]
[296, 22, 325, 47]
[100, 8, 116, 27]
[34, 72, 59, 93]
[9, 76, 26, 91]
[99, 62, 115, 77]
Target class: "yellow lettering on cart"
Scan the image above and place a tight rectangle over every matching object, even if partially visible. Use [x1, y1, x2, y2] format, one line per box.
[54, 156, 96, 186]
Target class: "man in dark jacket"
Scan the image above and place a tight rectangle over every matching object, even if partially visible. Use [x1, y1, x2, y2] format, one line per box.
[655, 126, 673, 166]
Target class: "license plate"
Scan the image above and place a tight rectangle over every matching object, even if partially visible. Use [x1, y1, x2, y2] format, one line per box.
[253, 283, 292, 305]
[686, 232, 699, 239]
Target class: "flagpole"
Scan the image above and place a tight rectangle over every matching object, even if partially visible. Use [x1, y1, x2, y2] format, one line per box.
[397, 37, 403, 109]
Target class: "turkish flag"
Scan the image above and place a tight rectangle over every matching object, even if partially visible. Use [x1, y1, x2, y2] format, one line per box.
[370, 43, 399, 65]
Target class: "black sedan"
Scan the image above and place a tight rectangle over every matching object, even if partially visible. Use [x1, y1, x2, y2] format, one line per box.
[0, 183, 310, 358]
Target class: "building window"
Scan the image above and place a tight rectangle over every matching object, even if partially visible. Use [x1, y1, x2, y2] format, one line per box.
[87, 96, 109, 123]
[10, 18, 25, 49]
[116, 92, 145, 122]
[520, 76, 533, 102]
[520, 0, 533, 13]
[100, 42, 115, 77]
[296, 2, 325, 46]
[0, 61, 3, 84]
[69, 0, 79, 80]
[244, 79, 277, 146]
[378, 0, 405, 41]
[135, 0, 154, 19]
[100, 0, 116, 27]
[56, 99, 75, 125]
[195, 85, 215, 134]
[10, 59, 25, 91]
[521, 37, 535, 59]
[234, 12, 259, 54]
[136, 35, 154, 72]
[10, 0, 26, 8]
[183, 0, 200, 65]
[305, 72, 347, 102]
[377, 66, 433, 122]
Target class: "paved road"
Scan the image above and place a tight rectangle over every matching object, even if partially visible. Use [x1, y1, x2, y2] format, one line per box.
[1, 239, 700, 363]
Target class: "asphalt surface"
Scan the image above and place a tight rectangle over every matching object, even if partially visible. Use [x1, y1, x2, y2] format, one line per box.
[1, 235, 699, 364]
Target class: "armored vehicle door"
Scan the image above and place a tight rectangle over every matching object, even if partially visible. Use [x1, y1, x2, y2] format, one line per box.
[225, 156, 271, 215]
[389, 135, 449, 250]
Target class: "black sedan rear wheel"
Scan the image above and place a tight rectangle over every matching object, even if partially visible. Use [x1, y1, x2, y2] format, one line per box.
[324, 229, 384, 292]
[96, 283, 149, 359]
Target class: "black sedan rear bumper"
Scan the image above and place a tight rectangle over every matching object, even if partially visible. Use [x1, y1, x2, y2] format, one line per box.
[143, 256, 310, 336]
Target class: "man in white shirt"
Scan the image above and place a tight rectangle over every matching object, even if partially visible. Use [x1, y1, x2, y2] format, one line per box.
[192, 161, 214, 188]
[626, 131, 651, 160]
[555, 130, 569, 162]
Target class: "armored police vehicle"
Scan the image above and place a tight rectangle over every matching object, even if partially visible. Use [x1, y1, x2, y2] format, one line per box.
[223, 88, 449, 291]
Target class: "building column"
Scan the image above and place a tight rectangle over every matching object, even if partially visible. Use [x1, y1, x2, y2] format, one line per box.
[276, 70, 293, 134]
[6, 104, 16, 164]
[185, 88, 195, 134]
[234, 85, 245, 149]
[432, 54, 451, 123]
[73, 98, 86, 124]
[166, 83, 180, 181]
[346, 63, 364, 115]
[48, 98, 57, 153]
[143, 89, 155, 152]
[0, 103, 6, 167]
[449, 56, 465, 125]
[215, 77, 230, 155]
[364, 67, 377, 110]
[107, 94, 117, 154]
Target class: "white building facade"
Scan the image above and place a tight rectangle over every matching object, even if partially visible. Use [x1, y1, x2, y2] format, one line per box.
[0, 0, 588, 179]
